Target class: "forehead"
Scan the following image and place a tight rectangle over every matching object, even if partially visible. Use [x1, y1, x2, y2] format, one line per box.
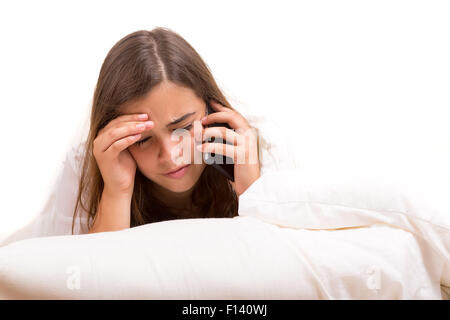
[120, 82, 204, 118]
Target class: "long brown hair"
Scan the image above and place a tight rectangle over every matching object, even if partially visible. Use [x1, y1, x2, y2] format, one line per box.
[71, 27, 259, 233]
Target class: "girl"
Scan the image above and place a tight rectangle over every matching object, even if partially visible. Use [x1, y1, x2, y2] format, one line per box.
[72, 27, 261, 234]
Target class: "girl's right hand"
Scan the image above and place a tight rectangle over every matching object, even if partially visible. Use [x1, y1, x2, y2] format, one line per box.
[93, 113, 154, 197]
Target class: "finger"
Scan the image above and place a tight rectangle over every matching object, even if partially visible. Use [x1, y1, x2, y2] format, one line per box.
[201, 111, 247, 131]
[99, 113, 149, 135]
[203, 127, 240, 146]
[208, 99, 229, 112]
[96, 120, 154, 153]
[104, 133, 143, 159]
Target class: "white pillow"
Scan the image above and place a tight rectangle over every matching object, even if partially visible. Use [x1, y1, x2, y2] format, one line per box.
[238, 167, 450, 288]
[0, 215, 444, 299]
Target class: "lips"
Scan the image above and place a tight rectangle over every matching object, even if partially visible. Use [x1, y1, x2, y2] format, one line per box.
[164, 164, 189, 175]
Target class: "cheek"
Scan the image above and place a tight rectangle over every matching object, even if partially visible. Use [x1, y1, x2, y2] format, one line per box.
[129, 148, 157, 173]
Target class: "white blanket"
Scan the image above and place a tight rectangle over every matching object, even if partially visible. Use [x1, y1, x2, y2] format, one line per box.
[238, 167, 450, 299]
[0, 167, 448, 299]
[0, 216, 444, 299]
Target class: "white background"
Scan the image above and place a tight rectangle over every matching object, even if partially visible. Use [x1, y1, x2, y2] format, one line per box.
[0, 0, 449, 239]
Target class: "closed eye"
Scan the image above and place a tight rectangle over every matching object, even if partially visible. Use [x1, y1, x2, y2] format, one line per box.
[181, 124, 193, 131]
[135, 137, 150, 146]
[135, 124, 193, 146]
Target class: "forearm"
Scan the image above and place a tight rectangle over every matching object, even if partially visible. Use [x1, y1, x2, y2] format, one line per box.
[88, 189, 132, 233]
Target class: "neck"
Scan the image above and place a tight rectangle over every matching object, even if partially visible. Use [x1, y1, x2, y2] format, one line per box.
[152, 183, 194, 211]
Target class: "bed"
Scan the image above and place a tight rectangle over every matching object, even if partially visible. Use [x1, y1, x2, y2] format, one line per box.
[0, 114, 449, 299]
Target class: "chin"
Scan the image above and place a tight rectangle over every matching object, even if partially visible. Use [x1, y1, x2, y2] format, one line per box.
[144, 163, 205, 193]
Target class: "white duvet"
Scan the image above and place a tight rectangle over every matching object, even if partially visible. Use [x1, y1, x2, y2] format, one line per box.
[0, 165, 449, 299]
[0, 114, 449, 299]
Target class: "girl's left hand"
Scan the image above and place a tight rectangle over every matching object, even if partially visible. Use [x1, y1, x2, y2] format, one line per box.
[196, 99, 261, 197]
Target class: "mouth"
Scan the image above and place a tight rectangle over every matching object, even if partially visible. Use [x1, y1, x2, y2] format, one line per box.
[164, 164, 191, 178]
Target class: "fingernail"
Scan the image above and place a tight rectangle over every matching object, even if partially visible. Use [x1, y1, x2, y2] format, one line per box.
[201, 116, 207, 122]
[138, 114, 148, 119]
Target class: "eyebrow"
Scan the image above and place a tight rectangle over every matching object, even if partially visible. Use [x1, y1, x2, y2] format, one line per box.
[135, 111, 197, 143]
[166, 112, 196, 127]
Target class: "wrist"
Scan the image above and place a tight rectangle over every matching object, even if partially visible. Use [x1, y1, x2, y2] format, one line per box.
[103, 185, 133, 200]
[89, 186, 132, 233]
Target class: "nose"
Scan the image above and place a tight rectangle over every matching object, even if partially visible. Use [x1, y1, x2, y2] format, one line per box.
[158, 136, 178, 160]
[158, 133, 188, 166]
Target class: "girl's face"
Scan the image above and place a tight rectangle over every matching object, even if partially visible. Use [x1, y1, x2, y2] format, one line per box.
[123, 81, 207, 193]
